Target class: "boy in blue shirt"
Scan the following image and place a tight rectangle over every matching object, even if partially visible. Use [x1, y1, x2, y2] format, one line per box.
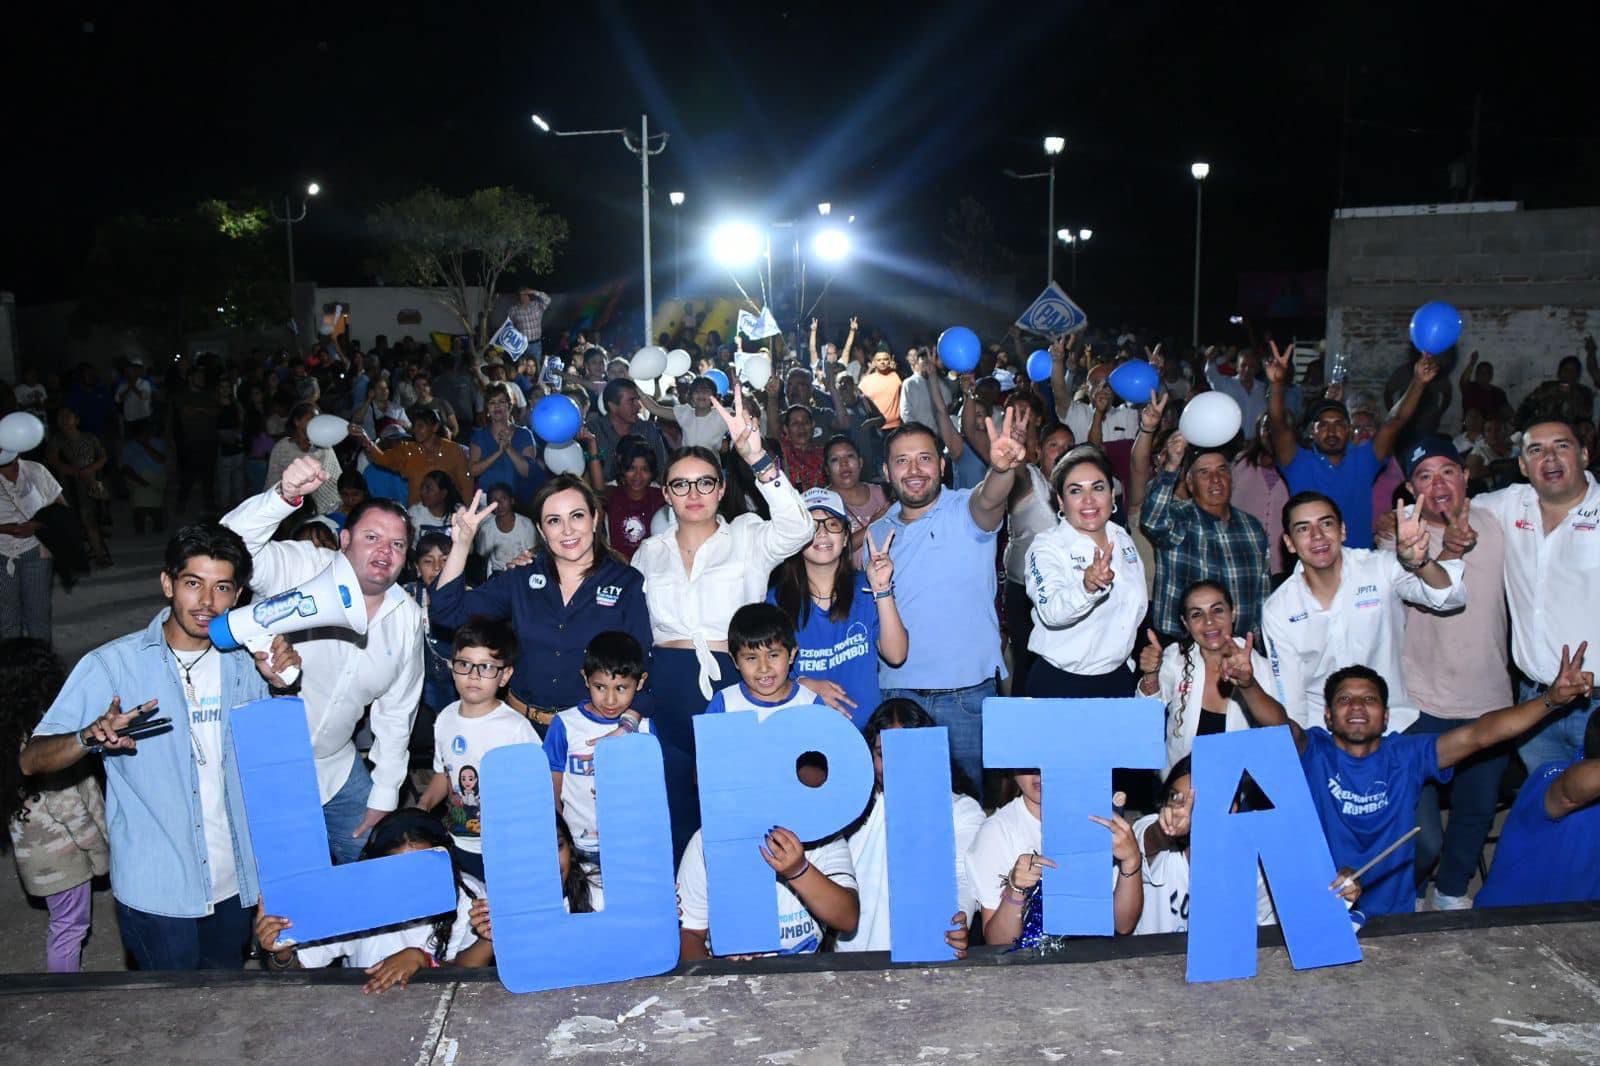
[1477, 708, 1600, 909]
[704, 603, 823, 719]
[1247, 648, 1593, 916]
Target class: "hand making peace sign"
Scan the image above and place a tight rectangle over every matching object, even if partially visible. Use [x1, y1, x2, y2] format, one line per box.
[984, 404, 1027, 473]
[451, 490, 496, 544]
[1393, 500, 1432, 569]
[709, 381, 764, 464]
[1548, 642, 1595, 707]
[864, 528, 896, 594]
[1265, 339, 1294, 385]
[1082, 546, 1115, 595]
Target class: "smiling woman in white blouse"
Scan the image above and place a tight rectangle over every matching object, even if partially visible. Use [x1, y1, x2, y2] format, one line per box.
[630, 382, 813, 861]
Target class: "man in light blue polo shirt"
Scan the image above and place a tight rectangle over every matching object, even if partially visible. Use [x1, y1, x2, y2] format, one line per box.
[23, 524, 297, 970]
[872, 415, 1026, 797]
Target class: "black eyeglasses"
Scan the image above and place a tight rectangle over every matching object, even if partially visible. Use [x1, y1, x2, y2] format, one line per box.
[450, 659, 507, 678]
[666, 475, 721, 497]
[813, 517, 847, 535]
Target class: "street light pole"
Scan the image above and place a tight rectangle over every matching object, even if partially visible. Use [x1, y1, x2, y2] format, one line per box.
[270, 182, 319, 332]
[669, 191, 685, 297]
[1044, 137, 1065, 288]
[1190, 162, 1210, 351]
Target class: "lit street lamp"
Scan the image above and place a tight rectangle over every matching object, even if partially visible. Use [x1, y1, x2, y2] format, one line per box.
[1004, 135, 1066, 289]
[668, 191, 685, 296]
[1056, 227, 1093, 291]
[532, 112, 669, 346]
[270, 181, 320, 330]
[1191, 161, 1211, 350]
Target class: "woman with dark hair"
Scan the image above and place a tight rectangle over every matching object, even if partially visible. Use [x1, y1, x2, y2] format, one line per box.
[1231, 411, 1290, 573]
[823, 434, 888, 566]
[1, 638, 109, 972]
[44, 405, 112, 566]
[836, 698, 984, 955]
[1136, 580, 1284, 772]
[769, 487, 907, 725]
[407, 469, 463, 543]
[469, 382, 541, 503]
[431, 475, 650, 731]
[632, 383, 812, 860]
[265, 402, 342, 514]
[1022, 445, 1148, 698]
[597, 434, 666, 562]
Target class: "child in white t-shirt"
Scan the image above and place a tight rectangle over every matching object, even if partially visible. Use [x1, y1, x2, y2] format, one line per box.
[642, 376, 728, 451]
[419, 620, 538, 885]
[254, 809, 492, 992]
[543, 631, 653, 907]
[703, 602, 824, 719]
[473, 483, 537, 574]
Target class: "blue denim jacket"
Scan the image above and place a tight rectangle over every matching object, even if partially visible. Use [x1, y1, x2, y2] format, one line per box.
[35, 611, 269, 917]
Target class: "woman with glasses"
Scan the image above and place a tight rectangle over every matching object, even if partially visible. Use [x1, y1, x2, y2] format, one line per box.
[429, 475, 650, 735]
[632, 382, 813, 861]
[768, 487, 907, 728]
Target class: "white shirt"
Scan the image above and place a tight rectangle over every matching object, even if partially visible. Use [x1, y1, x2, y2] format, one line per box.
[545, 702, 652, 859]
[179, 650, 237, 903]
[898, 373, 954, 431]
[116, 377, 154, 422]
[408, 502, 453, 542]
[1473, 474, 1600, 685]
[669, 406, 730, 451]
[1064, 401, 1140, 444]
[1153, 639, 1263, 773]
[1261, 545, 1465, 735]
[1130, 814, 1278, 934]
[675, 829, 857, 955]
[966, 795, 1040, 914]
[294, 889, 476, 968]
[1024, 520, 1148, 675]
[474, 514, 537, 573]
[837, 790, 986, 953]
[631, 471, 814, 698]
[432, 701, 538, 855]
[13, 383, 46, 413]
[703, 682, 820, 721]
[0, 460, 62, 560]
[1004, 465, 1056, 578]
[222, 489, 425, 811]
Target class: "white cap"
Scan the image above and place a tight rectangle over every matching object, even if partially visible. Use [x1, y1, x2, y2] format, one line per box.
[801, 487, 848, 523]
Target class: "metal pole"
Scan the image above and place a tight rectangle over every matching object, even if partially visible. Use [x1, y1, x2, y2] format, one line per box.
[284, 196, 297, 326]
[640, 114, 653, 348]
[1046, 161, 1056, 288]
[673, 211, 681, 297]
[1191, 180, 1204, 350]
[1071, 241, 1078, 293]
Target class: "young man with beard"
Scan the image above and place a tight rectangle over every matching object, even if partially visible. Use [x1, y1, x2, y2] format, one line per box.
[22, 524, 299, 968]
[858, 343, 904, 430]
[1262, 492, 1464, 733]
[1248, 654, 1593, 917]
[1265, 341, 1435, 548]
[869, 414, 1027, 797]
[224, 456, 425, 863]
[1472, 418, 1600, 767]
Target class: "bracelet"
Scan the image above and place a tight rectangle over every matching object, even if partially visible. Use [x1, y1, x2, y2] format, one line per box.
[749, 452, 776, 475]
[76, 728, 91, 749]
[1399, 554, 1432, 573]
[784, 860, 811, 881]
[275, 483, 305, 508]
[1003, 888, 1029, 907]
[582, 452, 598, 464]
[1118, 861, 1141, 879]
[617, 714, 640, 734]
[873, 585, 895, 601]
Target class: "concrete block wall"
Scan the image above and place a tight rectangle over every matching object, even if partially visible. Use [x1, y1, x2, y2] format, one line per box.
[1326, 206, 1600, 419]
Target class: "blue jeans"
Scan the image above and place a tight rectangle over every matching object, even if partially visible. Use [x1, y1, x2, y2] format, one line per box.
[883, 678, 996, 802]
[1405, 711, 1510, 898]
[116, 895, 253, 970]
[1517, 678, 1596, 771]
[323, 754, 375, 865]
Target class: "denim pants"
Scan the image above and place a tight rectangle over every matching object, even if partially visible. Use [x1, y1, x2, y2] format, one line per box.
[323, 754, 376, 865]
[1517, 677, 1596, 771]
[116, 894, 252, 970]
[882, 678, 996, 801]
[1405, 711, 1510, 898]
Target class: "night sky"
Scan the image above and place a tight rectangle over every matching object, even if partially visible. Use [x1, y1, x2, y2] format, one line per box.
[7, 3, 1598, 342]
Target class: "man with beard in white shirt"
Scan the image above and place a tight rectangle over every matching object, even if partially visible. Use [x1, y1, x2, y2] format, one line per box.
[1262, 491, 1465, 732]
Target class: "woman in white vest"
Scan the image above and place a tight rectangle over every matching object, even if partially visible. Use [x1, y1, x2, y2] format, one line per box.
[1137, 580, 1286, 772]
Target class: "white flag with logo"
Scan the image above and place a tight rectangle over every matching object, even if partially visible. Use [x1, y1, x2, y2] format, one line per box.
[737, 306, 783, 341]
[1016, 282, 1087, 338]
[490, 318, 529, 357]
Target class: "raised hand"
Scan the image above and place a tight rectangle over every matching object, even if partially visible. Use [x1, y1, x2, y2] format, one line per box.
[1092, 384, 1113, 415]
[1413, 355, 1440, 385]
[1266, 340, 1294, 385]
[1008, 851, 1057, 894]
[759, 826, 808, 880]
[1089, 810, 1140, 871]
[1144, 343, 1165, 373]
[280, 454, 328, 500]
[1393, 501, 1432, 568]
[1219, 633, 1257, 690]
[849, 316, 859, 331]
[1138, 628, 1163, 676]
[1439, 504, 1478, 559]
[1082, 547, 1115, 594]
[1161, 430, 1188, 473]
[1158, 784, 1193, 840]
[864, 528, 896, 593]
[709, 382, 763, 462]
[1139, 390, 1168, 433]
[985, 405, 1027, 472]
[451, 490, 496, 544]
[810, 317, 818, 332]
[1548, 642, 1595, 707]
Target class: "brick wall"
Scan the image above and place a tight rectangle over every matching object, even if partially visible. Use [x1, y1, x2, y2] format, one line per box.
[1326, 206, 1600, 423]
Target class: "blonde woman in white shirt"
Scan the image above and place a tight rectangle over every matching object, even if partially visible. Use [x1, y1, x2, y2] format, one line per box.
[1023, 445, 1148, 698]
[631, 381, 813, 860]
[1138, 580, 1286, 773]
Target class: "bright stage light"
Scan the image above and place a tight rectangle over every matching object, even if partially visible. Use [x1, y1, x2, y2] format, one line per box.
[813, 227, 851, 263]
[530, 113, 551, 132]
[710, 222, 763, 267]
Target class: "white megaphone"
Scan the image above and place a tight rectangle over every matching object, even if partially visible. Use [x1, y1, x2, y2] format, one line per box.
[208, 553, 368, 686]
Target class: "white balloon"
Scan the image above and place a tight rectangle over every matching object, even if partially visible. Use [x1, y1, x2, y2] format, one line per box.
[307, 413, 352, 448]
[1178, 391, 1244, 448]
[743, 353, 772, 391]
[544, 442, 586, 476]
[0, 412, 44, 454]
[630, 346, 668, 382]
[665, 348, 692, 377]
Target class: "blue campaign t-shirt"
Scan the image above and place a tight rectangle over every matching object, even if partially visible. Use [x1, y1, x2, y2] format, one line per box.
[470, 425, 544, 501]
[1282, 441, 1383, 549]
[1477, 757, 1600, 909]
[1299, 727, 1451, 917]
[769, 585, 881, 730]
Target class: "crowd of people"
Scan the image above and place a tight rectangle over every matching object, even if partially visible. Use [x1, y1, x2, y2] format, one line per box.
[1, 315, 1598, 986]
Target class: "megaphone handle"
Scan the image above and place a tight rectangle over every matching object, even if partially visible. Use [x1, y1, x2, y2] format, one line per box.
[245, 634, 301, 688]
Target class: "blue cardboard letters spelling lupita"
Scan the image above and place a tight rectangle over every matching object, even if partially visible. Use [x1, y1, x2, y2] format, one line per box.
[232, 697, 1360, 991]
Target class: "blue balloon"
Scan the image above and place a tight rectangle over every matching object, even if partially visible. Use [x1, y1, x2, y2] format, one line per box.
[1108, 360, 1160, 405]
[1026, 349, 1052, 383]
[705, 368, 730, 396]
[1409, 301, 1462, 356]
[531, 394, 582, 445]
[937, 326, 981, 374]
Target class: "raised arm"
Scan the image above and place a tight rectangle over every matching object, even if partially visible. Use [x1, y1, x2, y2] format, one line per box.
[1391, 501, 1465, 595]
[1438, 643, 1592, 771]
[1047, 334, 1074, 423]
[1264, 340, 1301, 468]
[1458, 350, 1479, 393]
[1373, 356, 1439, 462]
[1128, 392, 1168, 515]
[839, 316, 859, 367]
[925, 367, 965, 460]
[958, 375, 992, 463]
[969, 407, 1024, 533]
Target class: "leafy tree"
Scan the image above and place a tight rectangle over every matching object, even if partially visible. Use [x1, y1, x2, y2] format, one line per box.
[369, 187, 568, 348]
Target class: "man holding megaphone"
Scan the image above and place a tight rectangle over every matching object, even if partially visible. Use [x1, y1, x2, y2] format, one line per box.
[223, 455, 426, 864]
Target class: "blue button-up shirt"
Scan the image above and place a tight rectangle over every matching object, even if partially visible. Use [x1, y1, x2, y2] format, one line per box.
[430, 554, 652, 710]
[871, 487, 1003, 689]
[34, 611, 269, 917]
